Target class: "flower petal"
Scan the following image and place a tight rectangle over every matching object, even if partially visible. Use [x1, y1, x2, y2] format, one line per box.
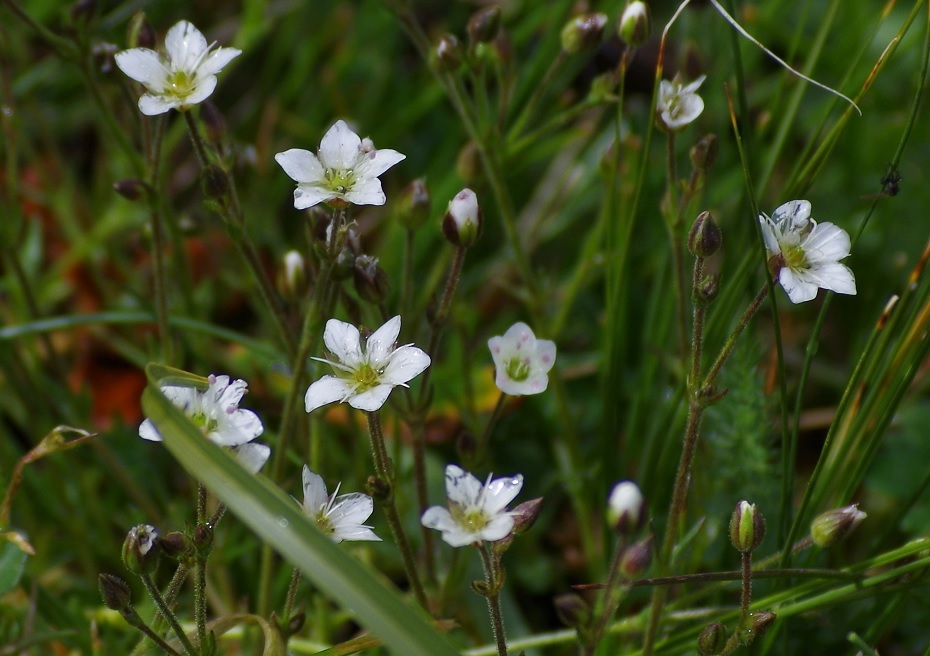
[535, 339, 557, 373]
[803, 222, 851, 261]
[779, 268, 818, 304]
[355, 148, 406, 178]
[212, 408, 263, 445]
[165, 20, 209, 71]
[421, 506, 456, 532]
[346, 384, 393, 411]
[302, 466, 329, 513]
[139, 418, 163, 441]
[305, 376, 356, 412]
[483, 474, 524, 514]
[275, 149, 324, 185]
[196, 46, 241, 77]
[479, 514, 516, 542]
[772, 200, 811, 231]
[328, 493, 375, 527]
[380, 345, 431, 386]
[366, 316, 402, 366]
[138, 93, 180, 116]
[322, 319, 363, 365]
[114, 48, 168, 88]
[236, 443, 270, 474]
[181, 75, 218, 107]
[444, 465, 483, 506]
[805, 262, 857, 296]
[318, 120, 362, 171]
[294, 184, 335, 210]
[343, 177, 386, 206]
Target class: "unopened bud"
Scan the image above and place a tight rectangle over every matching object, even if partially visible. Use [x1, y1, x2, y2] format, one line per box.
[442, 188, 482, 247]
[607, 481, 646, 536]
[199, 101, 226, 144]
[690, 134, 719, 172]
[397, 178, 431, 230]
[554, 593, 591, 628]
[98, 573, 132, 611]
[433, 34, 463, 72]
[353, 255, 391, 304]
[113, 178, 150, 201]
[696, 274, 720, 302]
[193, 523, 214, 556]
[202, 164, 230, 199]
[127, 12, 155, 50]
[92, 42, 118, 74]
[366, 475, 392, 501]
[619, 535, 653, 577]
[688, 211, 722, 257]
[308, 207, 332, 242]
[456, 142, 482, 183]
[560, 13, 608, 54]
[159, 531, 193, 561]
[334, 247, 356, 281]
[810, 504, 867, 548]
[278, 250, 308, 301]
[468, 6, 502, 45]
[618, 2, 650, 47]
[288, 611, 306, 635]
[122, 524, 160, 576]
[746, 610, 776, 639]
[697, 622, 727, 655]
[729, 500, 765, 553]
[511, 498, 544, 535]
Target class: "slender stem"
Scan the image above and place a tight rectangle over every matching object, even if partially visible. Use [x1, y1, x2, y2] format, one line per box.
[507, 51, 568, 143]
[129, 564, 190, 656]
[283, 567, 302, 625]
[665, 131, 689, 365]
[367, 411, 429, 610]
[584, 536, 628, 656]
[121, 606, 184, 656]
[401, 228, 415, 325]
[739, 551, 753, 628]
[478, 545, 508, 656]
[193, 556, 208, 652]
[704, 282, 770, 389]
[141, 574, 198, 656]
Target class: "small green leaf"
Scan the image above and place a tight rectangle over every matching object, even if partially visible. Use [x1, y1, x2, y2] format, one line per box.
[0, 538, 29, 595]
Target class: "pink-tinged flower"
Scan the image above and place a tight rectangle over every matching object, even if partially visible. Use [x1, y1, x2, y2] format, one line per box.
[275, 120, 405, 209]
[305, 316, 430, 413]
[421, 465, 524, 547]
[115, 20, 241, 116]
[488, 322, 556, 395]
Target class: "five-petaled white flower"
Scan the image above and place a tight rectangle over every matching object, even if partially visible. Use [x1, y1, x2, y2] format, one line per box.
[758, 200, 856, 304]
[488, 322, 556, 395]
[140, 374, 270, 473]
[305, 315, 430, 413]
[115, 20, 241, 116]
[301, 466, 380, 542]
[275, 120, 405, 209]
[656, 74, 705, 130]
[421, 465, 524, 547]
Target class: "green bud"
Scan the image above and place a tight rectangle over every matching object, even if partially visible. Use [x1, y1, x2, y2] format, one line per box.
[432, 34, 463, 72]
[511, 497, 544, 536]
[688, 211, 722, 257]
[697, 622, 727, 655]
[696, 273, 720, 303]
[618, 2, 650, 47]
[745, 610, 776, 640]
[98, 573, 132, 611]
[352, 255, 391, 304]
[810, 504, 867, 548]
[456, 142, 482, 183]
[193, 523, 214, 557]
[396, 178, 431, 230]
[159, 531, 193, 561]
[554, 593, 591, 628]
[122, 524, 160, 576]
[442, 188, 482, 247]
[560, 13, 608, 54]
[468, 6, 502, 45]
[729, 500, 765, 553]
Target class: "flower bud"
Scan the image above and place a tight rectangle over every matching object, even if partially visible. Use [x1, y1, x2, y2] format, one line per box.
[618, 2, 650, 47]
[746, 610, 776, 639]
[690, 134, 719, 172]
[122, 524, 160, 576]
[607, 481, 646, 536]
[202, 164, 230, 199]
[696, 273, 720, 302]
[308, 206, 332, 242]
[432, 34, 463, 72]
[98, 573, 132, 611]
[697, 622, 727, 655]
[729, 500, 765, 553]
[688, 211, 722, 257]
[561, 13, 608, 54]
[199, 100, 227, 144]
[193, 523, 214, 558]
[619, 535, 653, 578]
[92, 42, 118, 74]
[159, 531, 193, 561]
[334, 247, 356, 281]
[353, 255, 391, 304]
[468, 6, 502, 45]
[810, 504, 867, 548]
[396, 178, 431, 230]
[278, 250, 308, 301]
[456, 142, 482, 183]
[442, 188, 482, 247]
[511, 497, 544, 535]
[366, 475, 392, 501]
[113, 178, 150, 201]
[554, 593, 591, 628]
[127, 12, 155, 50]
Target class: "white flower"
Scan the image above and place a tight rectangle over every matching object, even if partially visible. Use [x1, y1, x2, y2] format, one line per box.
[140, 374, 269, 471]
[305, 315, 430, 413]
[421, 465, 524, 547]
[115, 20, 241, 116]
[301, 466, 380, 542]
[758, 200, 856, 304]
[656, 74, 705, 130]
[275, 120, 405, 209]
[443, 188, 482, 246]
[488, 322, 556, 395]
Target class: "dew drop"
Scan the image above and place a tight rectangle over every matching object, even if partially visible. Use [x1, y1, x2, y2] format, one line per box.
[277, 517, 289, 528]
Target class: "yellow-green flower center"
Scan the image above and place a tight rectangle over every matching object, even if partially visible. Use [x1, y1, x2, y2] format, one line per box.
[324, 168, 357, 194]
[783, 244, 808, 269]
[166, 70, 196, 99]
[315, 514, 334, 535]
[352, 362, 381, 390]
[505, 357, 530, 382]
[190, 411, 218, 434]
[451, 504, 489, 532]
